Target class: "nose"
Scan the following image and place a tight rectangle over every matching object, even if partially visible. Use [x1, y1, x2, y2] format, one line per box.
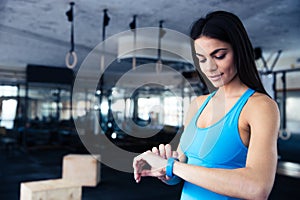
[201, 58, 218, 72]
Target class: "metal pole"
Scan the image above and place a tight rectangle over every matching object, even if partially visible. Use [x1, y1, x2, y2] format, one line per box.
[281, 72, 286, 130]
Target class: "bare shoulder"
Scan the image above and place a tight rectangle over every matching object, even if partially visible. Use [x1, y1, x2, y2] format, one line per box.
[248, 92, 279, 112]
[245, 92, 280, 124]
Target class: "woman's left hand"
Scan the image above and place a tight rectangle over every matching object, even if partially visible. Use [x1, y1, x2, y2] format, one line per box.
[133, 150, 167, 183]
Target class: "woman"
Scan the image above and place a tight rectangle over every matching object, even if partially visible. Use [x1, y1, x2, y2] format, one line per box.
[133, 11, 280, 200]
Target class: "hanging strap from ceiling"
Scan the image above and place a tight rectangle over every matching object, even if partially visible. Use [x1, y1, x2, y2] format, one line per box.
[65, 2, 77, 69]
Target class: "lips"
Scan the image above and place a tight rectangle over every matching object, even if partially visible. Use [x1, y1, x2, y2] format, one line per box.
[208, 73, 223, 81]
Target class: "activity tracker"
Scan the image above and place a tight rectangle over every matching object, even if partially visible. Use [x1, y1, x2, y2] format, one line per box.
[166, 157, 179, 178]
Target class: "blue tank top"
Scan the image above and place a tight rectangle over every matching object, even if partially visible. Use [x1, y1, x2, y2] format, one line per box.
[179, 88, 255, 200]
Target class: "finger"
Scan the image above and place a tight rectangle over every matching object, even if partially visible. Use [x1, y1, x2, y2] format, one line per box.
[165, 144, 172, 158]
[165, 175, 171, 180]
[158, 175, 170, 181]
[134, 160, 147, 183]
[134, 165, 140, 182]
[133, 155, 146, 182]
[133, 161, 140, 181]
[159, 144, 166, 159]
[135, 172, 141, 183]
[133, 157, 138, 172]
[140, 169, 153, 177]
[152, 147, 159, 155]
[134, 170, 140, 182]
[172, 151, 179, 159]
[140, 169, 162, 177]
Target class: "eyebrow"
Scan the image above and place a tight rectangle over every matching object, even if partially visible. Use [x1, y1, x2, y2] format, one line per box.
[196, 48, 228, 57]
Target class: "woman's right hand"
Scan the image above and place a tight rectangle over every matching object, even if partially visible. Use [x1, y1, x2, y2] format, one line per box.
[152, 144, 179, 182]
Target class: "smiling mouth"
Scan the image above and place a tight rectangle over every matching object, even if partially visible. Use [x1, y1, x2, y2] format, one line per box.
[209, 73, 223, 81]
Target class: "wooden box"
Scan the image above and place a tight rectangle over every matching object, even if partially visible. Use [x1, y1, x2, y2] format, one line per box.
[62, 154, 101, 187]
[20, 179, 82, 200]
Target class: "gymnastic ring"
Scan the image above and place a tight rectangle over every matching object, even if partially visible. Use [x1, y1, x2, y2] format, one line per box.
[65, 51, 78, 69]
[279, 129, 291, 140]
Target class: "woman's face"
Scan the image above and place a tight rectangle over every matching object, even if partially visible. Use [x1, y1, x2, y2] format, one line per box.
[194, 36, 237, 88]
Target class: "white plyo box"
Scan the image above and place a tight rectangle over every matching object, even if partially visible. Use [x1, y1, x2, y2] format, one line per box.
[62, 154, 101, 187]
[20, 178, 82, 200]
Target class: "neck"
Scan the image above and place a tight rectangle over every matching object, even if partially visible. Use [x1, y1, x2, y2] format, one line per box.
[216, 75, 248, 98]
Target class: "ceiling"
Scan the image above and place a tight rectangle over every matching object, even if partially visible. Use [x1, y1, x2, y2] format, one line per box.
[0, 0, 299, 73]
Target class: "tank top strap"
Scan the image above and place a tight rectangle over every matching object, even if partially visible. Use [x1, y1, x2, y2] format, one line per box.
[229, 88, 255, 122]
[234, 88, 255, 109]
[193, 90, 217, 119]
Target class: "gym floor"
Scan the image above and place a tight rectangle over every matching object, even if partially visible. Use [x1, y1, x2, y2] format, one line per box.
[0, 145, 299, 200]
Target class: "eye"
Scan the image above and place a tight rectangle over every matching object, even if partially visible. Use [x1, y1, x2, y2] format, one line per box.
[214, 53, 226, 60]
[195, 53, 207, 63]
[199, 58, 207, 63]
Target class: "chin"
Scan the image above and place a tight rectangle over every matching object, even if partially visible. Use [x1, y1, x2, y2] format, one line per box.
[211, 80, 225, 88]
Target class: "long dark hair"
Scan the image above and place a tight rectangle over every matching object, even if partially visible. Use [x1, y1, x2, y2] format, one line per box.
[190, 10, 268, 95]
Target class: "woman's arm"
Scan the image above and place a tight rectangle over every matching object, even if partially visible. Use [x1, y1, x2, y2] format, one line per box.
[172, 95, 280, 199]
